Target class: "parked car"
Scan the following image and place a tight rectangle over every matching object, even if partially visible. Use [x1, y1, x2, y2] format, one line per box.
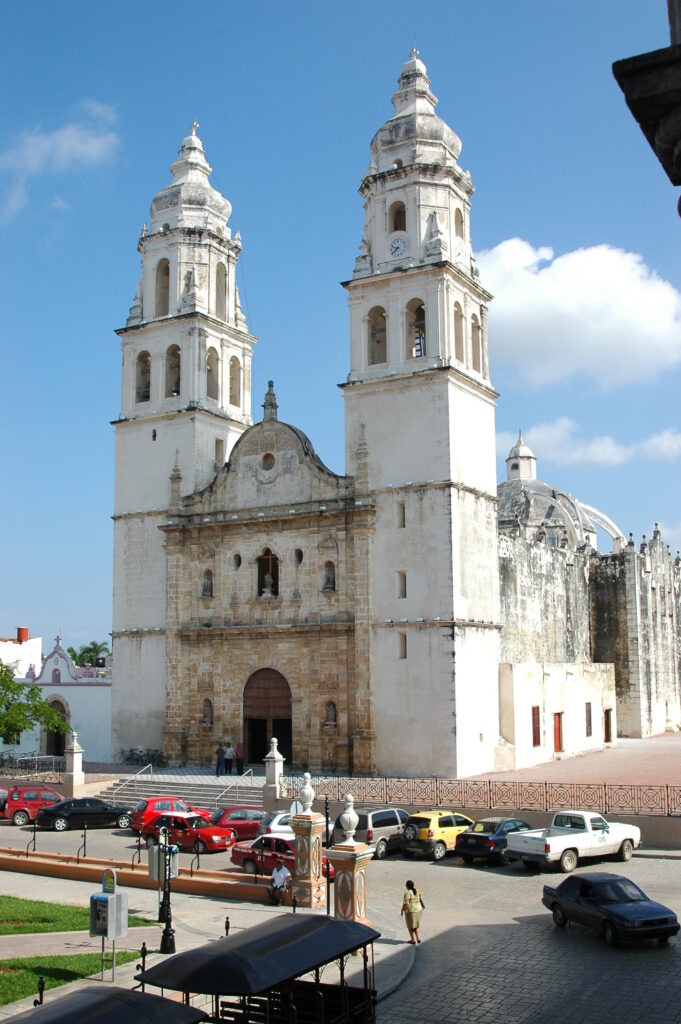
[331, 806, 408, 858]
[506, 810, 642, 873]
[36, 798, 133, 832]
[542, 871, 680, 946]
[142, 811, 236, 854]
[231, 833, 335, 880]
[258, 810, 294, 837]
[402, 809, 474, 860]
[130, 796, 211, 833]
[455, 817, 533, 865]
[2, 785, 64, 826]
[0, 789, 8, 813]
[211, 806, 265, 839]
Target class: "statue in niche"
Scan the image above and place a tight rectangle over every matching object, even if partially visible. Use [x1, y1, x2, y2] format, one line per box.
[262, 571, 274, 596]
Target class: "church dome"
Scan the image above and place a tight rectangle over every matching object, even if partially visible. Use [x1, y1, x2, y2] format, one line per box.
[369, 50, 462, 173]
[149, 123, 231, 233]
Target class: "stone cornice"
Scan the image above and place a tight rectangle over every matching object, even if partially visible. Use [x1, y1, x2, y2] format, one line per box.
[341, 259, 493, 303]
[176, 621, 354, 639]
[161, 501, 376, 533]
[339, 362, 499, 403]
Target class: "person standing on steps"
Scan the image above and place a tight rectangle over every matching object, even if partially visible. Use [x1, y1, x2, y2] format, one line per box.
[224, 741, 235, 775]
[215, 742, 226, 777]
[401, 879, 424, 944]
[235, 741, 244, 775]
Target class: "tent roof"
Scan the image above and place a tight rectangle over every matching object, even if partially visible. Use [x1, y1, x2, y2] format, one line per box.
[138, 913, 380, 996]
[6, 986, 207, 1024]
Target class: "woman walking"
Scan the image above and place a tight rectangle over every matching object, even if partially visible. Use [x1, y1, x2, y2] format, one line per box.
[400, 879, 424, 944]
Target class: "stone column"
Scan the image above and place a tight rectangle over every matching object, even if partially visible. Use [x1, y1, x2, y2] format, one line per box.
[290, 773, 328, 909]
[262, 736, 285, 810]
[62, 731, 85, 797]
[326, 794, 374, 925]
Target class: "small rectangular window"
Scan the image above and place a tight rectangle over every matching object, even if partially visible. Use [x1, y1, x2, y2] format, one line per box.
[531, 706, 540, 747]
[215, 438, 225, 465]
[585, 702, 592, 737]
[397, 571, 407, 598]
[396, 501, 406, 528]
[398, 632, 407, 659]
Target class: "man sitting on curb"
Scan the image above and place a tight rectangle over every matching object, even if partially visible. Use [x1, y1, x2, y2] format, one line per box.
[267, 858, 292, 906]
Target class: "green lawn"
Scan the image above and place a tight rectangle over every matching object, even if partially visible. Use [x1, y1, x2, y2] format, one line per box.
[0, 896, 153, 934]
[0, 952, 139, 1005]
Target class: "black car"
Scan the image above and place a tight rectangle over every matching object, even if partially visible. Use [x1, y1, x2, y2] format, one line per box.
[36, 797, 133, 832]
[455, 817, 532, 864]
[542, 871, 680, 946]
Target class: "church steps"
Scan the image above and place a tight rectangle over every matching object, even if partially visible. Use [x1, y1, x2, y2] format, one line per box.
[96, 777, 264, 810]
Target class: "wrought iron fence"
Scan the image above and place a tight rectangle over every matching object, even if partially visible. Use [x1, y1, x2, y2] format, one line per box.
[0, 754, 64, 782]
[279, 775, 681, 817]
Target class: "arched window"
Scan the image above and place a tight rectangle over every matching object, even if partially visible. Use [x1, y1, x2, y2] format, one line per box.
[454, 303, 464, 363]
[471, 314, 481, 373]
[367, 306, 387, 365]
[454, 208, 464, 239]
[216, 262, 227, 320]
[229, 356, 241, 406]
[155, 259, 169, 317]
[201, 699, 213, 726]
[51, 668, 61, 685]
[389, 201, 406, 233]
[206, 348, 219, 400]
[202, 569, 213, 598]
[136, 351, 151, 403]
[165, 344, 181, 397]
[406, 299, 426, 358]
[257, 548, 279, 596]
[322, 561, 336, 592]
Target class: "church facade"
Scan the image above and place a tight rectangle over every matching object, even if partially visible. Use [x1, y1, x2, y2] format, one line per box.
[111, 54, 681, 777]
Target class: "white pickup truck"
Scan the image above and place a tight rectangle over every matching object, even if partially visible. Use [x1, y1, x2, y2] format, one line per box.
[505, 810, 641, 873]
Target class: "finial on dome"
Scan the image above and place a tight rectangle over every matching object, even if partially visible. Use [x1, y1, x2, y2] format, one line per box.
[190, 121, 199, 136]
[408, 47, 419, 60]
[263, 381, 278, 422]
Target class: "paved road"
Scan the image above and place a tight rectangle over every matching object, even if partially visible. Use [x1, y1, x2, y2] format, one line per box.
[2, 820, 681, 1022]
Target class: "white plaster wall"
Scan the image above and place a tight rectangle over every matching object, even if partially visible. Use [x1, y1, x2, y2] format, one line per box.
[110, 634, 166, 753]
[40, 684, 112, 761]
[453, 628, 501, 776]
[0, 637, 42, 678]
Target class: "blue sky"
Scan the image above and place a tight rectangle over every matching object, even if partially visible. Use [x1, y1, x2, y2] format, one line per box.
[2, 1, 679, 650]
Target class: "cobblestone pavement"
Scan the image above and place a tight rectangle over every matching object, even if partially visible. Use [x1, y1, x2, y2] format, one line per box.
[371, 851, 681, 1023]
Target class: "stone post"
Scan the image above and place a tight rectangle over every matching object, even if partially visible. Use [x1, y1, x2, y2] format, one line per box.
[326, 794, 374, 925]
[62, 731, 85, 797]
[262, 736, 284, 810]
[290, 773, 327, 909]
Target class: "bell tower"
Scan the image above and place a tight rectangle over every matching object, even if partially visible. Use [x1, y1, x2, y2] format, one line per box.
[111, 124, 257, 753]
[342, 53, 501, 777]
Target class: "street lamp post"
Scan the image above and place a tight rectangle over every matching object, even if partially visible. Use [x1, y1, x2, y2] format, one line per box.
[159, 827, 176, 954]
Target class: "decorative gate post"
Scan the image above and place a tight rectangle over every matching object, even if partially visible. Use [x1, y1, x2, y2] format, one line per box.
[290, 773, 327, 909]
[63, 731, 85, 797]
[263, 736, 285, 810]
[326, 794, 373, 925]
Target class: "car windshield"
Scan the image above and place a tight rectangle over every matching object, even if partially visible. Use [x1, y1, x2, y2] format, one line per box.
[175, 800, 192, 812]
[471, 821, 497, 834]
[261, 813, 277, 827]
[188, 816, 209, 828]
[210, 809, 223, 824]
[593, 880, 646, 903]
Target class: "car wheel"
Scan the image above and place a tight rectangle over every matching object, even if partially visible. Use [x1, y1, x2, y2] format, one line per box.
[194, 840, 207, 855]
[116, 814, 131, 829]
[403, 824, 417, 841]
[432, 842, 446, 861]
[12, 811, 29, 827]
[552, 904, 567, 928]
[603, 921, 619, 947]
[374, 839, 388, 860]
[53, 817, 69, 832]
[461, 854, 474, 864]
[559, 849, 578, 873]
[243, 859, 258, 874]
[617, 839, 633, 862]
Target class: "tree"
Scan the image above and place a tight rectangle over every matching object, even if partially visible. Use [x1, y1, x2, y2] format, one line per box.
[0, 661, 70, 745]
[67, 641, 111, 667]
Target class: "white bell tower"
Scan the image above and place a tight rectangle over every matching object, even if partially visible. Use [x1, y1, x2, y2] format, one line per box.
[111, 124, 257, 752]
[342, 53, 501, 777]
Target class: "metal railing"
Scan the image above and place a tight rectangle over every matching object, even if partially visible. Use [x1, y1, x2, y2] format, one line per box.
[0, 754, 64, 781]
[279, 774, 681, 817]
[113, 764, 153, 802]
[214, 769, 254, 807]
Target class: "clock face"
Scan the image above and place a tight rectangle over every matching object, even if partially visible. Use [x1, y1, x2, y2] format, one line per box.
[390, 237, 407, 258]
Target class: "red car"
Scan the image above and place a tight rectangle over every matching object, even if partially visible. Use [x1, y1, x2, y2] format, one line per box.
[130, 796, 211, 833]
[2, 786, 63, 825]
[230, 833, 334, 880]
[142, 812, 236, 854]
[210, 806, 266, 839]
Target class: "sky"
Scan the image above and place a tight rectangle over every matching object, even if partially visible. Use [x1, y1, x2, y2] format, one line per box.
[1, 1, 679, 651]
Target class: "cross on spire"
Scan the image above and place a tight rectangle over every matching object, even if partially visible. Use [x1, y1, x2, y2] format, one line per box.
[408, 47, 419, 60]
[190, 120, 199, 136]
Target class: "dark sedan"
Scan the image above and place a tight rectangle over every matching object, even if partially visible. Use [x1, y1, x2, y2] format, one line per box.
[542, 871, 680, 946]
[36, 797, 133, 832]
[455, 817, 532, 864]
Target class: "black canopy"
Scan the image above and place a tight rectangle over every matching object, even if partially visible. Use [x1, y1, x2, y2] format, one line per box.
[137, 913, 380, 995]
[6, 986, 208, 1024]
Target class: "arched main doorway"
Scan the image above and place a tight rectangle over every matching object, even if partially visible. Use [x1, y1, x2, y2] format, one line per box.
[243, 669, 292, 764]
[45, 699, 68, 756]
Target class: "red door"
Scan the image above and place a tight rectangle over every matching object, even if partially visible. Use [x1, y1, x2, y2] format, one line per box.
[553, 713, 563, 753]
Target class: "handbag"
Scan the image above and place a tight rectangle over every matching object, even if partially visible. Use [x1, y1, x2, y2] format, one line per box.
[420, 896, 425, 909]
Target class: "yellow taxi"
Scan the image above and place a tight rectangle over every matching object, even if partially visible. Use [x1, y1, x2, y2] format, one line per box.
[402, 809, 474, 860]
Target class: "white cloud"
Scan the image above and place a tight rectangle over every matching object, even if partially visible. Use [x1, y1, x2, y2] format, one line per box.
[79, 99, 117, 125]
[478, 239, 681, 387]
[0, 108, 119, 222]
[497, 417, 681, 466]
[50, 195, 71, 212]
[659, 522, 681, 551]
